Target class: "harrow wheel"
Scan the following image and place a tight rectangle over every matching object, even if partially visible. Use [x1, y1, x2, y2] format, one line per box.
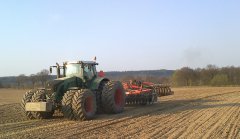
[138, 94, 145, 105]
[125, 91, 157, 105]
[154, 85, 174, 97]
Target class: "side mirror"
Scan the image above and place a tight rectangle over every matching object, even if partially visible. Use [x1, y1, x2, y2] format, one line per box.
[50, 67, 52, 74]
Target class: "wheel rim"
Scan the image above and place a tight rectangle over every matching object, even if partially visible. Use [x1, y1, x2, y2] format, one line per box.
[114, 88, 123, 107]
[84, 97, 93, 113]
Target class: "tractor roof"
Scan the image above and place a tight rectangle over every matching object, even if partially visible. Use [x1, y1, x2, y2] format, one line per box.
[66, 61, 98, 65]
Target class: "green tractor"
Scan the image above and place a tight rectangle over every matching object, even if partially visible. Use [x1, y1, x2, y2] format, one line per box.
[21, 60, 125, 121]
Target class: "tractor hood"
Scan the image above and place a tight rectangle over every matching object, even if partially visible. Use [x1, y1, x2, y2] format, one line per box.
[46, 77, 73, 92]
[46, 80, 63, 92]
[46, 76, 84, 102]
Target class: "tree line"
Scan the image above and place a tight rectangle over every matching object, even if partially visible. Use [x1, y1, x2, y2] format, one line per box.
[172, 65, 240, 86]
[15, 69, 51, 89]
[1, 65, 239, 89]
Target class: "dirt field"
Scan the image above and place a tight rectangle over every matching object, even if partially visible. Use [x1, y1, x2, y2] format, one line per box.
[0, 87, 240, 139]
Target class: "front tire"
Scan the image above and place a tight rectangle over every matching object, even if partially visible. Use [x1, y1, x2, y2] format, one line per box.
[62, 90, 75, 120]
[21, 90, 35, 119]
[31, 90, 54, 119]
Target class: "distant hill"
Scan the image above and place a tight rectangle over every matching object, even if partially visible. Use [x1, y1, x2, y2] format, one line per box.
[105, 70, 174, 80]
[0, 76, 16, 87]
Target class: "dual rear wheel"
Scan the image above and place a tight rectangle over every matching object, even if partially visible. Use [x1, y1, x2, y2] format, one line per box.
[61, 81, 125, 121]
[21, 90, 54, 119]
[21, 81, 125, 121]
[61, 89, 96, 120]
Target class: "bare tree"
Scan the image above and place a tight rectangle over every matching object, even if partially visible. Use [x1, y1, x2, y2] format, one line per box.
[210, 74, 229, 86]
[158, 77, 171, 84]
[37, 69, 50, 87]
[30, 74, 38, 89]
[16, 74, 28, 89]
[172, 67, 197, 86]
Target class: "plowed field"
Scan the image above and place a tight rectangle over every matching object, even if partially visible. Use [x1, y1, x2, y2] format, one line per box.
[0, 87, 240, 139]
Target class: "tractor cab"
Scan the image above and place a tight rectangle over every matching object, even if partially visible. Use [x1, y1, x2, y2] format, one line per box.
[65, 61, 98, 80]
[50, 61, 98, 81]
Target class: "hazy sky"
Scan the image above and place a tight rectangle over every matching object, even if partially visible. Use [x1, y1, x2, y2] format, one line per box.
[0, 0, 240, 76]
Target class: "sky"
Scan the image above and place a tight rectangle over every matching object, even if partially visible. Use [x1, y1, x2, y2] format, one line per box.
[0, 0, 240, 76]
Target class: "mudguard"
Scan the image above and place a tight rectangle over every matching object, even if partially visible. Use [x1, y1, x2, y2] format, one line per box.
[90, 77, 109, 90]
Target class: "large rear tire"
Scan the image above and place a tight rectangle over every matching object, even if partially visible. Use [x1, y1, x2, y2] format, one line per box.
[61, 90, 75, 120]
[72, 89, 97, 121]
[21, 90, 35, 119]
[101, 81, 125, 114]
[31, 90, 54, 119]
[96, 81, 108, 113]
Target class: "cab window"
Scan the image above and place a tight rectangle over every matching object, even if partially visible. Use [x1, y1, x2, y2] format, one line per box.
[66, 64, 82, 77]
[84, 65, 95, 79]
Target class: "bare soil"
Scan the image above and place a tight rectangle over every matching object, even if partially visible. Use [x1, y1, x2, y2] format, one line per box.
[0, 87, 240, 139]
